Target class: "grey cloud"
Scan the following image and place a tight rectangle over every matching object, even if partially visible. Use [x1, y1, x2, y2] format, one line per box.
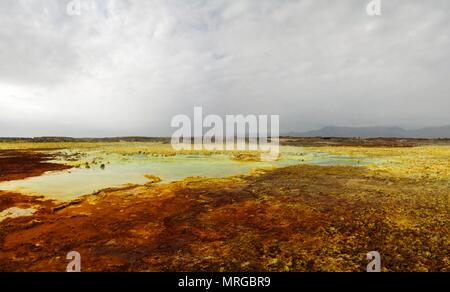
[0, 0, 449, 137]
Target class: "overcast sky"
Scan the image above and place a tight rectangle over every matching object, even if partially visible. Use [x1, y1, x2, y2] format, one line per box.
[0, 0, 449, 137]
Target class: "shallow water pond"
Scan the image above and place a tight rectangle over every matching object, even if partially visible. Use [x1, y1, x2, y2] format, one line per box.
[0, 146, 377, 200]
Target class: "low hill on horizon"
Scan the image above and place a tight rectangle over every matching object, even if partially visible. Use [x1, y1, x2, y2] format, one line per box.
[287, 125, 450, 138]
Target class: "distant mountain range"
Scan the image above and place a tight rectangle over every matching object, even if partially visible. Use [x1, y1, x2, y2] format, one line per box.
[286, 126, 450, 138]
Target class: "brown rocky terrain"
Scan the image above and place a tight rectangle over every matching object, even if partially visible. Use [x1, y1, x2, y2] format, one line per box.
[0, 140, 448, 272]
